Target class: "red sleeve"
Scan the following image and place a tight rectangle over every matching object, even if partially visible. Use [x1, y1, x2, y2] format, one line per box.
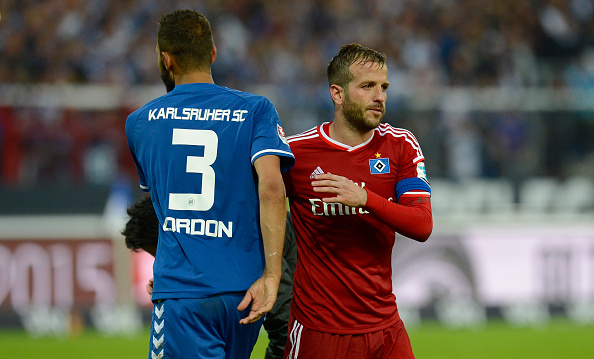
[363, 188, 432, 242]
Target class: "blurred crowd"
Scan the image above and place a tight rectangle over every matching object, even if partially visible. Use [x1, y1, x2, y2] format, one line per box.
[1, 0, 594, 189]
[3, 0, 594, 88]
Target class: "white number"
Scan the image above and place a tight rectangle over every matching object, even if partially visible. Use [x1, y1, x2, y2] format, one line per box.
[170, 128, 218, 211]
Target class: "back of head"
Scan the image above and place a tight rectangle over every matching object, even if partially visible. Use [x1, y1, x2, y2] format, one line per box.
[122, 194, 159, 253]
[327, 43, 387, 88]
[158, 9, 214, 73]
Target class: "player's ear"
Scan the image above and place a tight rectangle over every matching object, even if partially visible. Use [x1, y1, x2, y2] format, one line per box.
[330, 84, 344, 106]
[161, 52, 173, 71]
[210, 45, 217, 64]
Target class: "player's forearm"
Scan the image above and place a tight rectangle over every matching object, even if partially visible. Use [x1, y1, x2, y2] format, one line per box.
[254, 155, 286, 282]
[258, 176, 286, 282]
[364, 189, 433, 242]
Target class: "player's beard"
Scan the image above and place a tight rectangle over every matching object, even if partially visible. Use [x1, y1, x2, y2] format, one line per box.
[342, 92, 384, 133]
[159, 60, 175, 93]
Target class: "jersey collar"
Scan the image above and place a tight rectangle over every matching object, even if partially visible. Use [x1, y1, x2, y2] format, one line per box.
[318, 122, 376, 152]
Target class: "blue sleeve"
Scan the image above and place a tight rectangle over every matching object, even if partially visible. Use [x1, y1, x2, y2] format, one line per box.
[125, 112, 149, 191]
[250, 98, 295, 173]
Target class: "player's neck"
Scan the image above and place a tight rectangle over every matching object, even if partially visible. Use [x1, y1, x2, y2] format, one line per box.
[328, 118, 374, 147]
[175, 71, 215, 86]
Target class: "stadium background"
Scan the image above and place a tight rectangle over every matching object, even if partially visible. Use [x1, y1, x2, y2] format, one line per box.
[0, 0, 593, 356]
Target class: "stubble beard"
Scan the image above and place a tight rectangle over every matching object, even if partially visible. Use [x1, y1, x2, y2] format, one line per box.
[159, 61, 175, 93]
[342, 93, 384, 133]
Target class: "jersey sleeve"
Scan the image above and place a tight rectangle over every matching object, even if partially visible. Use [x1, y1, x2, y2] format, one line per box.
[363, 127, 433, 241]
[395, 130, 430, 202]
[250, 98, 295, 173]
[364, 189, 432, 242]
[125, 112, 149, 191]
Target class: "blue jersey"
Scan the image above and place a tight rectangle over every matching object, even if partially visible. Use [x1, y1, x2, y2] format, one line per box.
[126, 83, 294, 300]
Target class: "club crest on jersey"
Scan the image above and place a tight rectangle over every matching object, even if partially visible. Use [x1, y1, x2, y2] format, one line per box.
[277, 124, 289, 145]
[369, 158, 389, 174]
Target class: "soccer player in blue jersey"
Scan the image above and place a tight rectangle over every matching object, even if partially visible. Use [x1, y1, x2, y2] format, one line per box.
[125, 9, 294, 359]
[122, 194, 297, 359]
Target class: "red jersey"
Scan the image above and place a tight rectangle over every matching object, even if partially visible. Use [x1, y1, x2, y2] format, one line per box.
[284, 122, 431, 334]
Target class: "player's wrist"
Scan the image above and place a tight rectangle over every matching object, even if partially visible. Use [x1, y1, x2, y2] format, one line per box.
[261, 269, 282, 284]
[361, 187, 369, 206]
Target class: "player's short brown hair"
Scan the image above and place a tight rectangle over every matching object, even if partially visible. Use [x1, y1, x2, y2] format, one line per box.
[327, 43, 387, 89]
[158, 9, 214, 73]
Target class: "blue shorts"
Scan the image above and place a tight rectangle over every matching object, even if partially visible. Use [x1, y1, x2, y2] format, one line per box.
[148, 294, 263, 359]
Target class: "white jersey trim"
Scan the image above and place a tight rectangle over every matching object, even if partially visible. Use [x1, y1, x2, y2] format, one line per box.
[318, 122, 374, 151]
[377, 124, 425, 163]
[251, 149, 294, 163]
[287, 123, 425, 163]
[287, 319, 304, 359]
[401, 191, 431, 196]
[287, 128, 319, 143]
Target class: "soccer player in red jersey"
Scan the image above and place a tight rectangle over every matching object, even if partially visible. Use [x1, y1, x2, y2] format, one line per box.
[282, 44, 433, 359]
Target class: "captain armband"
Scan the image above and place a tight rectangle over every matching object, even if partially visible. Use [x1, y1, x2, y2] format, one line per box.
[395, 177, 431, 202]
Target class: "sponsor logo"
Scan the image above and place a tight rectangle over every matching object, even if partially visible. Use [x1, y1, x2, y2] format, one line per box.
[308, 181, 383, 217]
[309, 198, 369, 216]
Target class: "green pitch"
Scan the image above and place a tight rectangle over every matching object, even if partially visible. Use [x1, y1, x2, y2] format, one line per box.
[408, 320, 594, 359]
[1, 320, 592, 358]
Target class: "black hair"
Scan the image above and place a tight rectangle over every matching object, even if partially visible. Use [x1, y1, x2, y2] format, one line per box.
[121, 194, 159, 254]
[158, 9, 214, 73]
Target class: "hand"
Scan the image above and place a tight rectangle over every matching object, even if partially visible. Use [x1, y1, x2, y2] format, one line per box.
[146, 277, 154, 299]
[237, 274, 279, 324]
[312, 173, 367, 207]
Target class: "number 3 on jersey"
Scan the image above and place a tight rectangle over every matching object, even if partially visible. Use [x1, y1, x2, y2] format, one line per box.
[169, 128, 217, 211]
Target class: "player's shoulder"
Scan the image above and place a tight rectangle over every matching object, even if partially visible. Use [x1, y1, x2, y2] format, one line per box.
[127, 92, 171, 121]
[375, 123, 420, 145]
[125, 95, 171, 138]
[217, 86, 274, 109]
[376, 123, 425, 163]
[286, 125, 322, 147]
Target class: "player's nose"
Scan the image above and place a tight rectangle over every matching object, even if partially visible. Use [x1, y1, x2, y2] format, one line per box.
[372, 86, 387, 103]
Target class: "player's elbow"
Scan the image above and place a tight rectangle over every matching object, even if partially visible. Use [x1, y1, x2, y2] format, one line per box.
[413, 226, 432, 242]
[413, 204, 433, 242]
[407, 214, 433, 243]
[258, 175, 286, 203]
